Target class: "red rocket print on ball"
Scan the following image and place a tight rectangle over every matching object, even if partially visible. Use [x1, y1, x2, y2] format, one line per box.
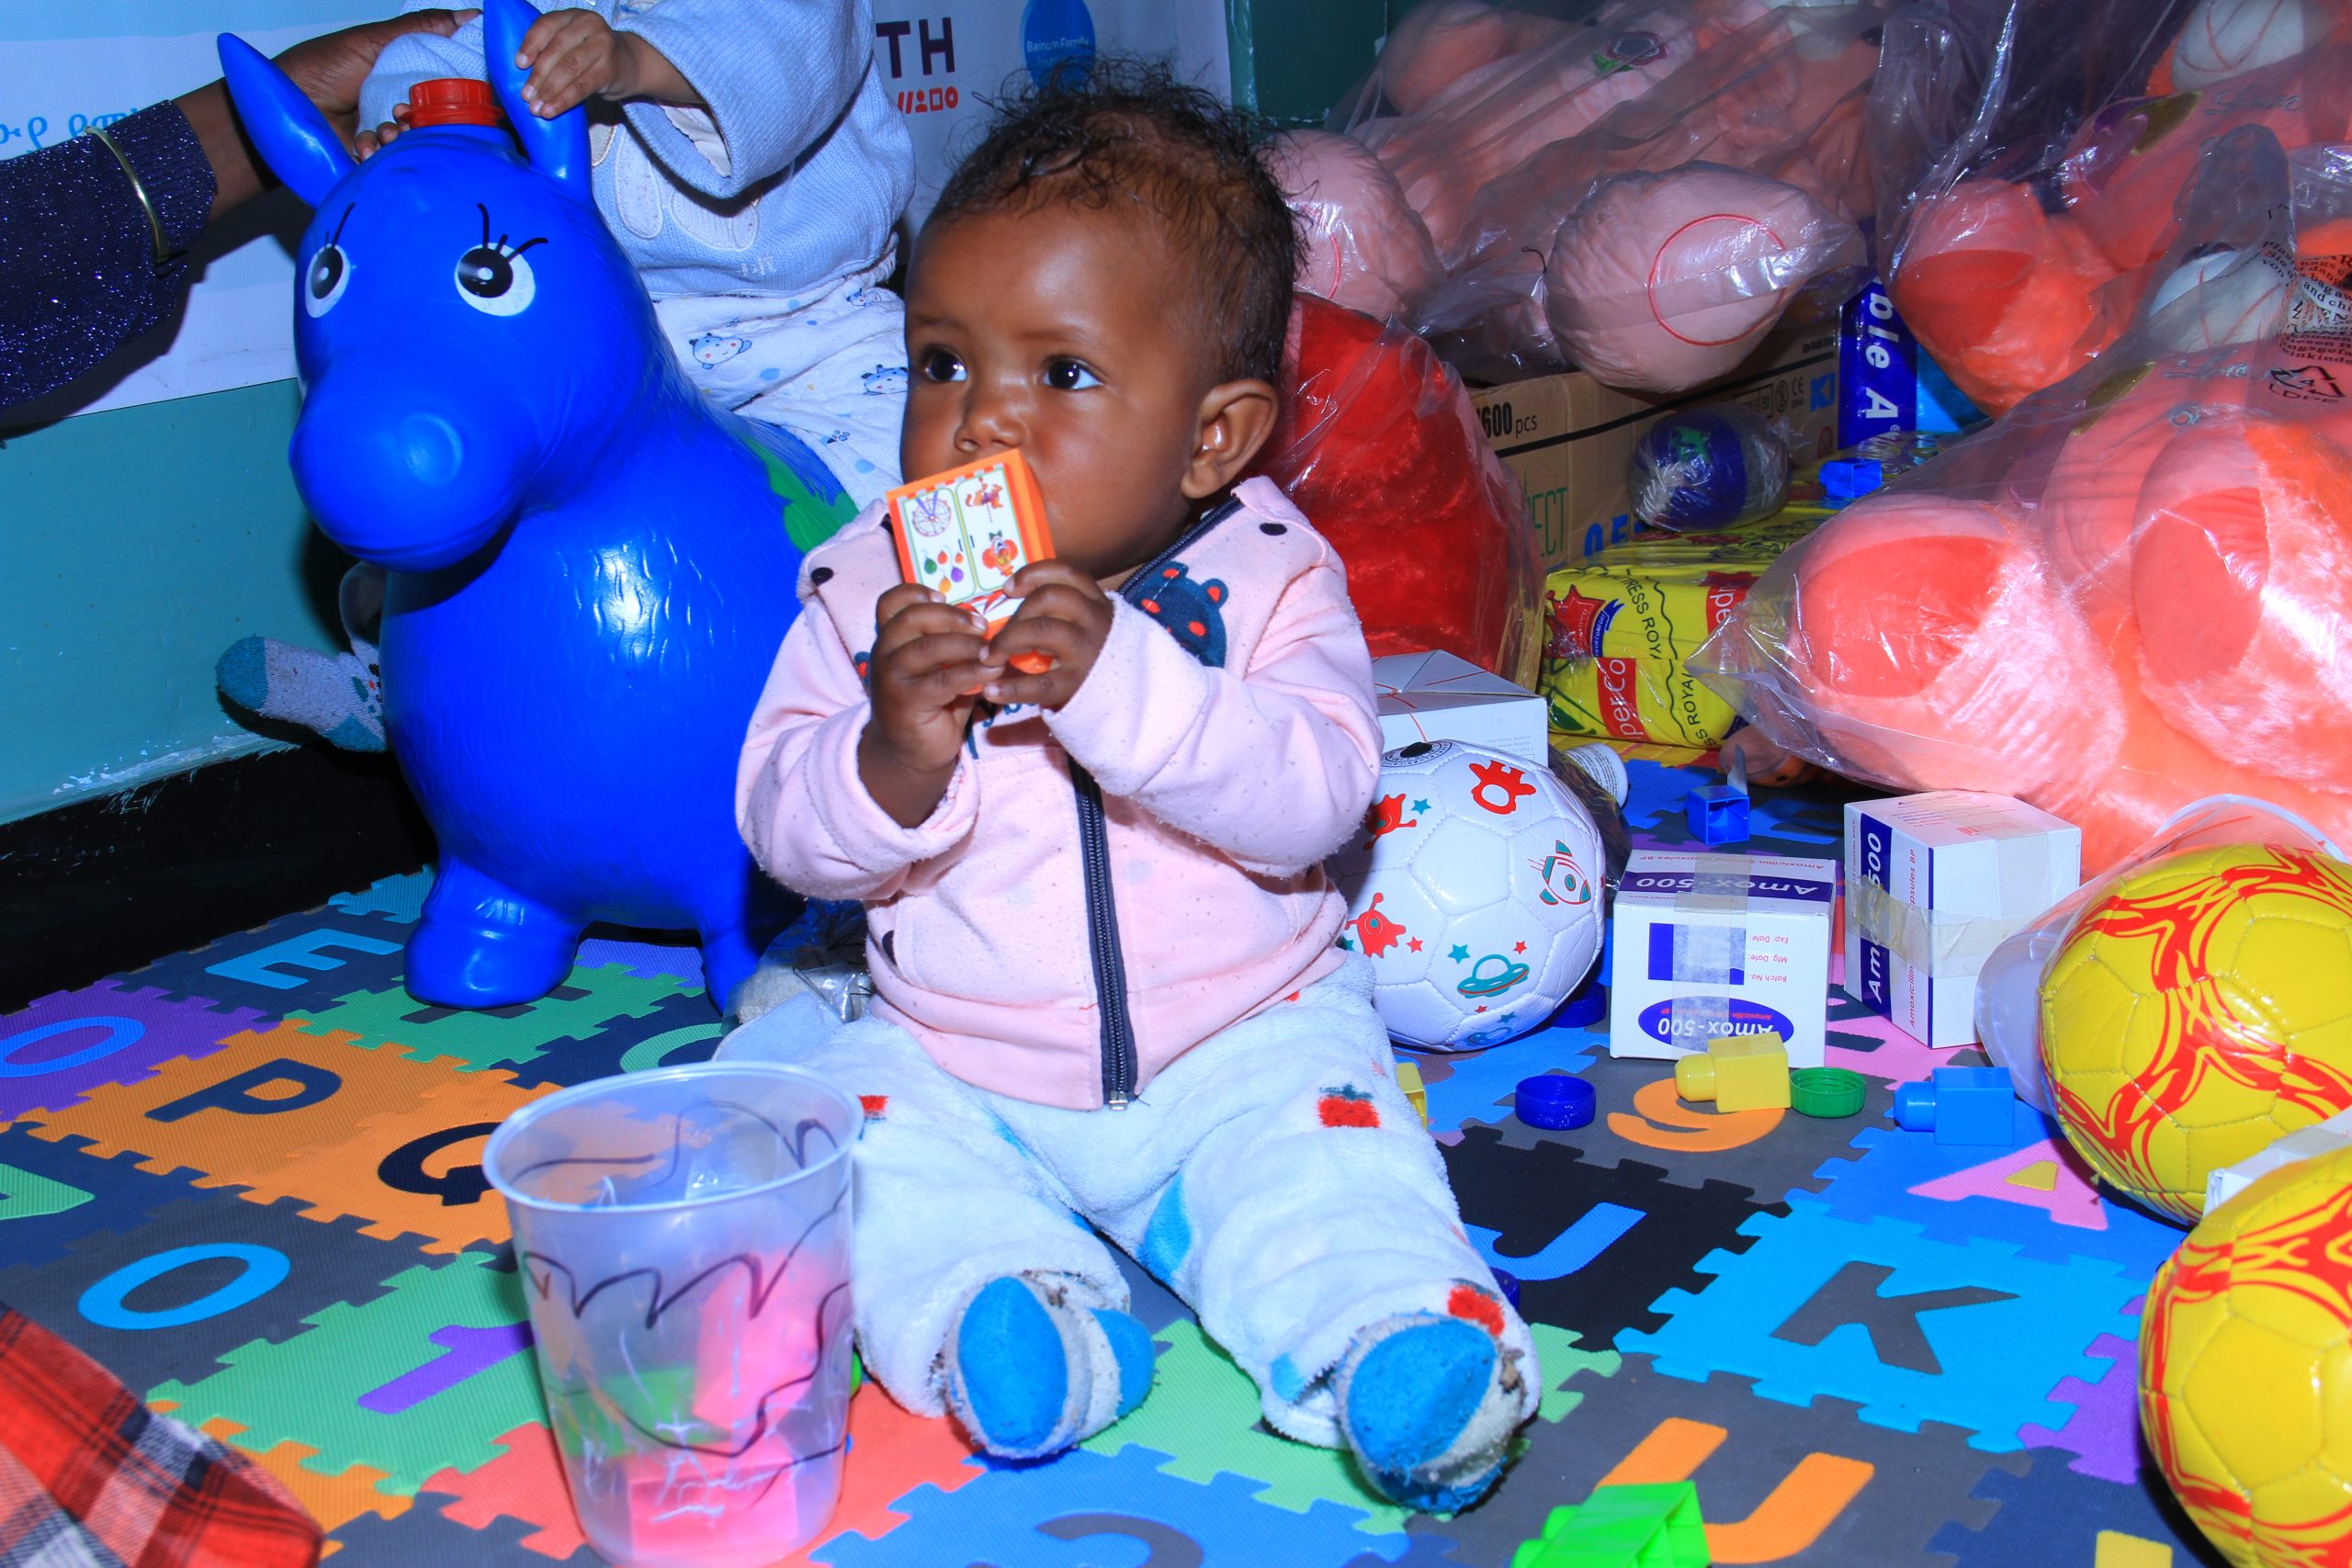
[1346, 892, 1409, 957]
[1469, 758, 1538, 816]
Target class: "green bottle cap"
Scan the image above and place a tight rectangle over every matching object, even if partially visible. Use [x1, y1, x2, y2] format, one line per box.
[1791, 1066, 1867, 1119]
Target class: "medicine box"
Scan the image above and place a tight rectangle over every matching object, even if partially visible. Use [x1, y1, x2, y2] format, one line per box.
[1845, 791, 2082, 1048]
[1610, 851, 1836, 1068]
[1371, 649, 1547, 762]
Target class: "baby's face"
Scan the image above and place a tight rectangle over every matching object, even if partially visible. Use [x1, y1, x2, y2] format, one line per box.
[900, 203, 1217, 587]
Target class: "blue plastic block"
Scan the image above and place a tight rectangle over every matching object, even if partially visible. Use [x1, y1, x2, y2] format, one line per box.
[1683, 785, 1751, 846]
[1894, 1066, 2018, 1146]
[1516, 1074, 1598, 1131]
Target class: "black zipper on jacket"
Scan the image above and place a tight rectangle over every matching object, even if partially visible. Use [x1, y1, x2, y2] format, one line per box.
[1073, 497, 1243, 1108]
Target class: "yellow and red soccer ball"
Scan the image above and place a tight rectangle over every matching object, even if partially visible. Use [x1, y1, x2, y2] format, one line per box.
[2141, 1144, 2352, 1568]
[2039, 843, 2352, 1223]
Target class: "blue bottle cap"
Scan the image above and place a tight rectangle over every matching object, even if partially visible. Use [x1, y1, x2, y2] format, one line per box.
[1555, 981, 1608, 1028]
[1489, 1267, 1522, 1308]
[1515, 1073, 1597, 1131]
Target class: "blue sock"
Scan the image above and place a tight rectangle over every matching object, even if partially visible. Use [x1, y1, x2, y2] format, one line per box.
[945, 1274, 1154, 1459]
[1340, 1314, 1524, 1512]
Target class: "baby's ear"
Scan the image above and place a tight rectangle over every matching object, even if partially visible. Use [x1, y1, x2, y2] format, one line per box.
[1182, 378, 1281, 501]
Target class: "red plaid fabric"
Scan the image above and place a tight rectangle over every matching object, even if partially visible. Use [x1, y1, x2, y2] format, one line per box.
[0, 1305, 320, 1568]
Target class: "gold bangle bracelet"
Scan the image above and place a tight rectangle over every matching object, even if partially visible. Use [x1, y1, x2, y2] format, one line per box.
[89, 123, 172, 268]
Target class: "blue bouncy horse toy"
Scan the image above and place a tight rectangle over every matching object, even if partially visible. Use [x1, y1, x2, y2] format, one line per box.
[219, 0, 854, 1012]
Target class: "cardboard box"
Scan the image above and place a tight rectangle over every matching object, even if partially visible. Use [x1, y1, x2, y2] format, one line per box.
[1540, 510, 1826, 747]
[1844, 792, 2083, 1048]
[1470, 322, 1839, 576]
[1372, 649, 1546, 761]
[1610, 851, 1837, 1067]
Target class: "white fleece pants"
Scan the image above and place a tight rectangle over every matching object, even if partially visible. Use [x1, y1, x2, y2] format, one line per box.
[719, 955, 1539, 1448]
[653, 258, 908, 511]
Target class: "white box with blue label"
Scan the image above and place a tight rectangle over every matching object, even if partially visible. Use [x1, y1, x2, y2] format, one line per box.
[1843, 792, 2082, 1048]
[1609, 851, 1837, 1068]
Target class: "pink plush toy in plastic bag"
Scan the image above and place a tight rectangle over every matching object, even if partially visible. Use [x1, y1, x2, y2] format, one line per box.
[1542, 163, 1860, 391]
[1698, 127, 2352, 874]
[1409, 0, 1882, 380]
[1879, 0, 2352, 414]
[1264, 130, 1444, 321]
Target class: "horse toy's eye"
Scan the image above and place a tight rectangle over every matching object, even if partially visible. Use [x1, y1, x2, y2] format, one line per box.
[456, 243, 537, 316]
[305, 243, 352, 317]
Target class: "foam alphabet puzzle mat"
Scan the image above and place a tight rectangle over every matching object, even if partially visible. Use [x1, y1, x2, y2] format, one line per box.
[0, 754, 2227, 1565]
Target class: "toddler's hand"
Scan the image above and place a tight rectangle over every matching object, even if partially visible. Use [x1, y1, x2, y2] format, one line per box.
[514, 9, 656, 117]
[353, 116, 403, 158]
[981, 563, 1114, 711]
[860, 584, 997, 825]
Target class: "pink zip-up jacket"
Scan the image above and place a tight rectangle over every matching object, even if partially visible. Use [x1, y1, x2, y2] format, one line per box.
[738, 476, 1382, 1110]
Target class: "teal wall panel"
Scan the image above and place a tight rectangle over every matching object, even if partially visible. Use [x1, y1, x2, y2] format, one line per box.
[0, 380, 340, 823]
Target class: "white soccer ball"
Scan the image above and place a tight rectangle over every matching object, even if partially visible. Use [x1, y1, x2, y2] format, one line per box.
[1328, 739, 1608, 1049]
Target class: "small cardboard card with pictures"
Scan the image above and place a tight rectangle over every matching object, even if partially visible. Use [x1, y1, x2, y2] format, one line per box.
[888, 450, 1054, 634]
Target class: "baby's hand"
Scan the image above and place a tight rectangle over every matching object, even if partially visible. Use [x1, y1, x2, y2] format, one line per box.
[982, 563, 1114, 711]
[353, 108, 406, 159]
[860, 584, 998, 825]
[514, 9, 660, 117]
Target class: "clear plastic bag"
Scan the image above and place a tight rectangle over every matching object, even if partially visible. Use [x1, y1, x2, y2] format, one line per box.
[1629, 400, 1794, 530]
[1405, 1, 1882, 381]
[1249, 294, 1544, 688]
[1695, 127, 2352, 879]
[1266, 130, 1445, 321]
[1876, 0, 2352, 414]
[1975, 795, 2347, 1112]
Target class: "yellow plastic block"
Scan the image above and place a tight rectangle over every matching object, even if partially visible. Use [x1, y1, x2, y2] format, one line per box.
[1396, 1060, 1429, 1126]
[1673, 1034, 1791, 1112]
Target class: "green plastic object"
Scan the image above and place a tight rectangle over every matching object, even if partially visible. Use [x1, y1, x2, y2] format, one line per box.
[1510, 1481, 1710, 1568]
[1790, 1066, 1868, 1120]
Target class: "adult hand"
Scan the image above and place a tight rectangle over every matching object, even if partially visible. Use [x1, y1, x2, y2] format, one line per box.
[277, 9, 477, 143]
[187, 8, 475, 211]
[858, 584, 995, 827]
[980, 562, 1114, 711]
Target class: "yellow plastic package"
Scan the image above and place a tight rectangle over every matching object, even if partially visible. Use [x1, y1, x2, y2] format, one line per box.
[1541, 509, 1826, 747]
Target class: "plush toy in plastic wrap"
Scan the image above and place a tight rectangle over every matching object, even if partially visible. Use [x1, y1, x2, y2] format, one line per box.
[1879, 0, 2352, 414]
[1263, 130, 1443, 321]
[1696, 127, 2352, 876]
[1248, 294, 1544, 689]
[1407, 0, 1881, 382]
[1274, 0, 1878, 384]
[215, 1, 856, 1013]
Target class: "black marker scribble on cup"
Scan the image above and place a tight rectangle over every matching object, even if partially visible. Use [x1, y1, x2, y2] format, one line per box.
[522, 1187, 851, 1472]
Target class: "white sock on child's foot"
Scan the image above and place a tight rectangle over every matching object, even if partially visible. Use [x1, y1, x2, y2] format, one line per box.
[216, 637, 386, 752]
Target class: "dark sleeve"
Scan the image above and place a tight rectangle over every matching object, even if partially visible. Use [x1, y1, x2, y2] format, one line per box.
[0, 102, 217, 412]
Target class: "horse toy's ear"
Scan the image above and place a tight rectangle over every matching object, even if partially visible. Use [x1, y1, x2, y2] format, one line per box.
[483, 0, 592, 199]
[217, 32, 356, 208]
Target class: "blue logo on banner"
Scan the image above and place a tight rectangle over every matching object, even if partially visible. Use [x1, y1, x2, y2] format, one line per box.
[1636, 996, 1795, 1049]
[1023, 0, 1095, 85]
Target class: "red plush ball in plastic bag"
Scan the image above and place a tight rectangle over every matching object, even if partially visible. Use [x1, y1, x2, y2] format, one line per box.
[1249, 295, 1542, 688]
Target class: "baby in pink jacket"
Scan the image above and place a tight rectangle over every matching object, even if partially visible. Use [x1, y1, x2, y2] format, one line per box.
[729, 63, 1537, 1510]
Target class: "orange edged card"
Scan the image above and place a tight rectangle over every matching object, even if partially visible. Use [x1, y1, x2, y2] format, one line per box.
[887, 450, 1057, 675]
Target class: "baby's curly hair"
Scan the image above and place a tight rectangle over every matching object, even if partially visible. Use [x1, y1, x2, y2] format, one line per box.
[926, 60, 1300, 387]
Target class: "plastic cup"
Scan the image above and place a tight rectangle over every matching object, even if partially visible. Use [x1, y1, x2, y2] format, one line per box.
[484, 1062, 859, 1568]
